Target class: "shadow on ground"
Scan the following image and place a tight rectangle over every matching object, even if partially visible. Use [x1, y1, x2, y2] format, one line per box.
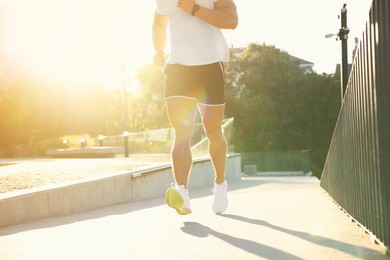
[211, 214, 387, 259]
[181, 221, 303, 259]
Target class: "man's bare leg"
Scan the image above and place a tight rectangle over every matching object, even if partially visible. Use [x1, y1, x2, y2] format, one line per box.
[166, 97, 198, 189]
[198, 104, 227, 184]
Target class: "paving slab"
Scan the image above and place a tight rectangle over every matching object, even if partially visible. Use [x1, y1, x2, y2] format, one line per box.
[0, 176, 388, 260]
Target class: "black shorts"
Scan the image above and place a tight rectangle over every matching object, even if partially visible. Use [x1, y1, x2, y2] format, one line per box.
[164, 62, 225, 105]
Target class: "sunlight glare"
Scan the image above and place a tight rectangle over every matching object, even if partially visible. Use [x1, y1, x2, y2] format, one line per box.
[1, 0, 154, 88]
[121, 62, 141, 94]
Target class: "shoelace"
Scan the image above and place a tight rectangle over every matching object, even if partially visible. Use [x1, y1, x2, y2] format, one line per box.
[173, 183, 189, 197]
[212, 186, 225, 200]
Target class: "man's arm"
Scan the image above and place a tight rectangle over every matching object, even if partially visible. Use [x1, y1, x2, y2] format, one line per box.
[152, 12, 169, 66]
[178, 0, 238, 29]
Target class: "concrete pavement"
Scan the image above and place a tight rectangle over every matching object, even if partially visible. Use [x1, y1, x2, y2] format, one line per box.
[0, 176, 388, 260]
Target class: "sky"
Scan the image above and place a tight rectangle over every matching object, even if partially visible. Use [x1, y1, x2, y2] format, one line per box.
[0, 0, 373, 89]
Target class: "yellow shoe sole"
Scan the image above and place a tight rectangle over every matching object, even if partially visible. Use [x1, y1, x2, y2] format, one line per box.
[165, 187, 191, 215]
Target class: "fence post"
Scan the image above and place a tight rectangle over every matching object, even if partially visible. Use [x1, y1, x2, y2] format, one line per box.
[123, 131, 129, 158]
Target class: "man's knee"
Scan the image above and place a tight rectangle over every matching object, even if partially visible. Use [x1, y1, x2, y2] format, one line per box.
[173, 128, 193, 144]
[203, 121, 221, 137]
[205, 129, 226, 145]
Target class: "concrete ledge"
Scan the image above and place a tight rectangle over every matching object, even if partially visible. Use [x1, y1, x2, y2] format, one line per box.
[47, 147, 124, 158]
[0, 154, 241, 228]
[245, 171, 313, 177]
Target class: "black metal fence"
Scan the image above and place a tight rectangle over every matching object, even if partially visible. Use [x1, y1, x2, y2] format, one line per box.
[241, 150, 311, 173]
[321, 0, 389, 249]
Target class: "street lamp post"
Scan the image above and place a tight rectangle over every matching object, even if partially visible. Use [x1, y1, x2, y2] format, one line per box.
[325, 3, 350, 102]
[339, 4, 349, 100]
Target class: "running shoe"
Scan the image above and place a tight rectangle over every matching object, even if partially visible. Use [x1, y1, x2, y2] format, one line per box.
[165, 183, 192, 215]
[212, 180, 228, 214]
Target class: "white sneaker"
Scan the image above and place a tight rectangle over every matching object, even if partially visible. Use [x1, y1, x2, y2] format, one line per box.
[165, 183, 192, 215]
[212, 180, 228, 214]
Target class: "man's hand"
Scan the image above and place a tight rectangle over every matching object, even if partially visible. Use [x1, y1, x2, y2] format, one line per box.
[176, 0, 238, 30]
[177, 0, 196, 15]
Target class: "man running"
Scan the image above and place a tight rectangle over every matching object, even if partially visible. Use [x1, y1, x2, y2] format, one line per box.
[152, 0, 238, 215]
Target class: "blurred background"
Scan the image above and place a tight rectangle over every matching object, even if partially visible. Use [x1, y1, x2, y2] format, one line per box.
[0, 0, 372, 177]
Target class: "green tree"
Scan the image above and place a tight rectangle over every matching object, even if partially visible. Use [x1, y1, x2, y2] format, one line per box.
[126, 64, 169, 132]
[225, 43, 340, 177]
[0, 60, 32, 149]
[0, 60, 170, 155]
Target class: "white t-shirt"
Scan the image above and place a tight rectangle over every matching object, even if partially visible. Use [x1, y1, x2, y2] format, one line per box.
[156, 0, 230, 65]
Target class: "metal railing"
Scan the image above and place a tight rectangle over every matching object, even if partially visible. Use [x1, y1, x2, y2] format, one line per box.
[89, 117, 235, 156]
[191, 117, 235, 157]
[321, 0, 389, 249]
[241, 150, 311, 173]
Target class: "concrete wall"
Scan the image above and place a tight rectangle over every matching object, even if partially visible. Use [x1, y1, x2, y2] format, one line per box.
[0, 154, 241, 228]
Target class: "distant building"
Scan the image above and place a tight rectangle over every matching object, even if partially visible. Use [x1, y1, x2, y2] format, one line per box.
[289, 55, 315, 74]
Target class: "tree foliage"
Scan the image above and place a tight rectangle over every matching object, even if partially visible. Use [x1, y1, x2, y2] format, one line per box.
[0, 57, 169, 155]
[1, 42, 341, 177]
[225, 43, 341, 177]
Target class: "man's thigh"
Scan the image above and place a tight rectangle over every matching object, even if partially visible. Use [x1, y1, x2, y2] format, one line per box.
[166, 97, 198, 137]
